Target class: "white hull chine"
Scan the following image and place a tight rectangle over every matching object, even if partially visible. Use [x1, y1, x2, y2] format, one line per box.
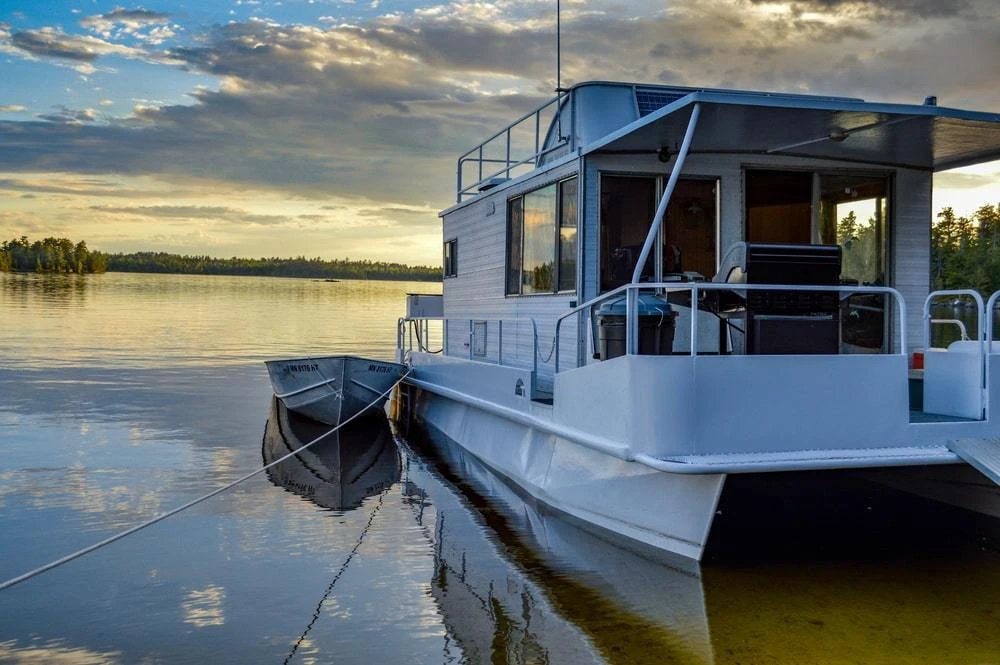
[266, 355, 405, 426]
[402, 382, 727, 561]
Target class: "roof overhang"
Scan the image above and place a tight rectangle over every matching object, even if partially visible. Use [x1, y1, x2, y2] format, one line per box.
[583, 91, 1000, 172]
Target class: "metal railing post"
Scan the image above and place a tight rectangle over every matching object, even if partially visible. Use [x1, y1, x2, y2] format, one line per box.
[498, 320, 504, 365]
[505, 128, 511, 178]
[631, 103, 701, 284]
[627, 287, 638, 355]
[690, 283, 699, 356]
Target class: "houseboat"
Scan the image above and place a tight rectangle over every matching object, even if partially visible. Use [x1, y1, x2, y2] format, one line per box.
[393, 81, 1000, 560]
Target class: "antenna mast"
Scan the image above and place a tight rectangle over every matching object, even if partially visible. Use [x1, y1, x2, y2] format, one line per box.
[556, 0, 561, 94]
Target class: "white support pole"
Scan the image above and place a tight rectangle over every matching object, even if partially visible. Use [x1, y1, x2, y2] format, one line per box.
[631, 104, 702, 285]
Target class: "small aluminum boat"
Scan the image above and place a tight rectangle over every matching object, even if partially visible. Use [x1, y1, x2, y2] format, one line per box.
[265, 355, 406, 426]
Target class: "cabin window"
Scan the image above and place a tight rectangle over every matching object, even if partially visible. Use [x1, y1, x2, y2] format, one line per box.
[443, 239, 457, 278]
[745, 169, 890, 285]
[818, 175, 889, 285]
[506, 176, 578, 295]
[600, 175, 718, 292]
[600, 175, 657, 291]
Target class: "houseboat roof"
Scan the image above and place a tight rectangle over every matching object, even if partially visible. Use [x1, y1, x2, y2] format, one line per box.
[583, 87, 1000, 172]
[453, 81, 1000, 206]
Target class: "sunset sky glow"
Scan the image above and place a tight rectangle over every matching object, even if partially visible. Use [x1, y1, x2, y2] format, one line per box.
[1, 0, 998, 265]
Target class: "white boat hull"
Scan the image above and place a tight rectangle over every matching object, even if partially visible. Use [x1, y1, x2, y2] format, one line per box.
[398, 382, 726, 561]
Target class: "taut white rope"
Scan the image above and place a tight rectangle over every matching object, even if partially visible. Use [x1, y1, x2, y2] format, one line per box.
[0, 368, 411, 592]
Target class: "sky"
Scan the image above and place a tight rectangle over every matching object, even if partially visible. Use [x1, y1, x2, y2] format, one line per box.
[1, 0, 999, 265]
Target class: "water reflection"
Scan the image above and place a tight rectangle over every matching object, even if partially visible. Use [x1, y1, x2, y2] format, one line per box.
[0, 639, 122, 664]
[262, 397, 401, 511]
[399, 423, 1000, 664]
[0, 271, 91, 305]
[182, 584, 227, 628]
[400, 425, 713, 664]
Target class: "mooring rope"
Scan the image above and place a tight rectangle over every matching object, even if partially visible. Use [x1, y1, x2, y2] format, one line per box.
[0, 367, 411, 593]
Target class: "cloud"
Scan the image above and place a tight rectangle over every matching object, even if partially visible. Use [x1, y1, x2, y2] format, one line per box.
[5, 27, 158, 65]
[81, 8, 171, 30]
[90, 204, 302, 226]
[0, 105, 27, 113]
[936, 171, 1000, 190]
[36, 106, 100, 125]
[1, 0, 999, 218]
[750, 0, 975, 20]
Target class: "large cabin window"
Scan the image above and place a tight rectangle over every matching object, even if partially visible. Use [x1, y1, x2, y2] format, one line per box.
[818, 175, 889, 285]
[601, 174, 718, 292]
[506, 176, 578, 295]
[746, 169, 890, 285]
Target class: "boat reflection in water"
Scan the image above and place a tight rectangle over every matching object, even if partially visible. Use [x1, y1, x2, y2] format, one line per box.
[262, 400, 1000, 663]
[401, 424, 715, 665]
[402, 423, 1000, 664]
[261, 396, 401, 511]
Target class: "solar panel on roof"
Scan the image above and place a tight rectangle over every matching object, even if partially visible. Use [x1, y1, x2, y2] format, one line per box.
[635, 88, 687, 117]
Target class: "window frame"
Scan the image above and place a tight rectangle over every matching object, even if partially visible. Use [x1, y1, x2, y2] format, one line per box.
[597, 171, 720, 293]
[505, 175, 578, 296]
[443, 238, 457, 278]
[742, 166, 893, 286]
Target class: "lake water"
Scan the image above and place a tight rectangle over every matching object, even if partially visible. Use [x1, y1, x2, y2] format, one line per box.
[1, 272, 999, 664]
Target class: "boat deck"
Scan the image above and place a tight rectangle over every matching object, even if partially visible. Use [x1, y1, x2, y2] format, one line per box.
[910, 411, 980, 424]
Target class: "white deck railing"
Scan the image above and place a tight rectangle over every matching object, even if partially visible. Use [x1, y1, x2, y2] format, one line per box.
[398, 316, 540, 372]
[554, 282, 908, 372]
[456, 90, 575, 202]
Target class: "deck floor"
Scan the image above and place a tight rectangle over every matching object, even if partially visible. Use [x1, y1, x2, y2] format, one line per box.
[909, 410, 980, 424]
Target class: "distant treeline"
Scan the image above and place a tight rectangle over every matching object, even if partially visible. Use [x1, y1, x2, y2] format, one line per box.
[931, 204, 1000, 293]
[105, 252, 441, 281]
[0, 237, 440, 281]
[0, 236, 107, 273]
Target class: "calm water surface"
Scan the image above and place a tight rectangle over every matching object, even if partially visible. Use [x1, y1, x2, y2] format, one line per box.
[1, 272, 998, 664]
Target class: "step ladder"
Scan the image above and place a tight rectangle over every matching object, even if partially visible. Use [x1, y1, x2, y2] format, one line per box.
[948, 439, 1000, 486]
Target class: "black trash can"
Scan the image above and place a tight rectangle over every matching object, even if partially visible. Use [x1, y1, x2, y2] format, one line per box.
[597, 295, 676, 360]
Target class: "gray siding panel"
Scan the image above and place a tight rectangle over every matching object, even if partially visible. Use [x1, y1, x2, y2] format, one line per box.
[442, 161, 581, 392]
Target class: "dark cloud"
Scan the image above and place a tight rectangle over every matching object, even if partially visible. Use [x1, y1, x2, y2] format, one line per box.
[82, 8, 170, 25]
[35, 106, 100, 124]
[11, 29, 100, 62]
[750, 0, 973, 19]
[0, 177, 131, 196]
[6, 27, 152, 64]
[650, 40, 714, 60]
[90, 204, 297, 226]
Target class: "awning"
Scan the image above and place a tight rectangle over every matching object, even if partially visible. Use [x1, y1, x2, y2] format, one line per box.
[583, 91, 1000, 172]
